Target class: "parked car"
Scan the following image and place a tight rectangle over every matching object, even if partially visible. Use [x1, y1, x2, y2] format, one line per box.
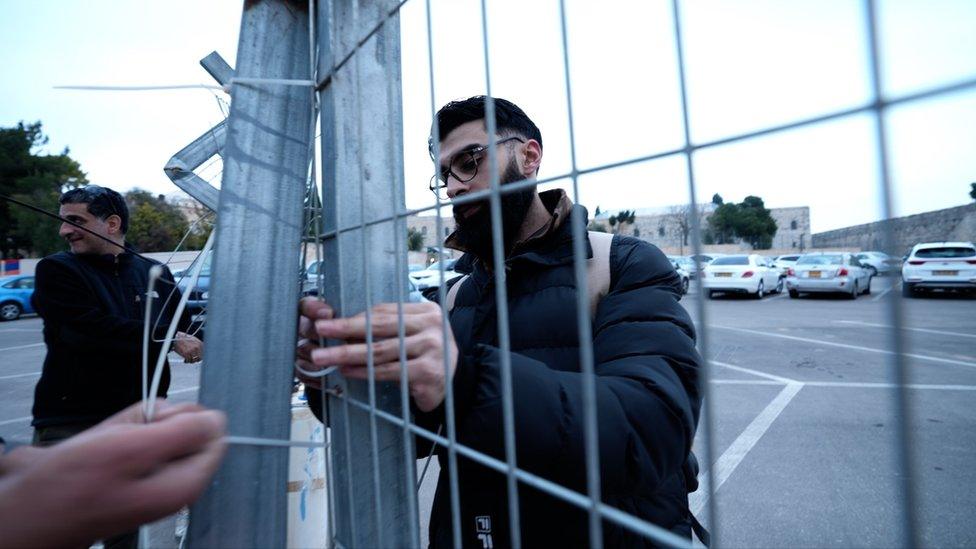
[666, 256, 691, 294]
[854, 251, 901, 276]
[771, 254, 801, 274]
[701, 254, 783, 299]
[0, 275, 35, 321]
[901, 242, 976, 297]
[409, 258, 461, 290]
[175, 250, 212, 333]
[787, 252, 872, 299]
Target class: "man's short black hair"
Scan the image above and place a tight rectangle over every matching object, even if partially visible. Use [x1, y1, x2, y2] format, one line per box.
[429, 96, 542, 156]
[60, 185, 129, 234]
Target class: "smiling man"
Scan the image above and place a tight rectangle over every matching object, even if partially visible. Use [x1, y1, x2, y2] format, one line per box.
[298, 96, 705, 547]
[30, 185, 202, 548]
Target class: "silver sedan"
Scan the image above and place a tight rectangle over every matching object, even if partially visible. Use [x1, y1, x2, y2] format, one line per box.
[787, 252, 873, 299]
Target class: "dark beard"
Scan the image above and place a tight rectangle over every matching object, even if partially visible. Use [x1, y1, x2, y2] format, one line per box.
[452, 159, 535, 265]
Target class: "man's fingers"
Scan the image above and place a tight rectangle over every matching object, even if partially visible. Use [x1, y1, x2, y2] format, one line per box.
[104, 410, 226, 475]
[300, 297, 334, 322]
[126, 436, 227, 522]
[337, 361, 407, 382]
[314, 311, 437, 340]
[310, 334, 425, 367]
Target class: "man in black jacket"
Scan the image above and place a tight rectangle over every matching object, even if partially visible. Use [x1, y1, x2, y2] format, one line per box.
[31, 186, 203, 441]
[298, 97, 703, 547]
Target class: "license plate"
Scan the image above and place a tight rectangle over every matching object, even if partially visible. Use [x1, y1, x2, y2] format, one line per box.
[933, 270, 958, 276]
[809, 271, 821, 278]
[716, 272, 732, 278]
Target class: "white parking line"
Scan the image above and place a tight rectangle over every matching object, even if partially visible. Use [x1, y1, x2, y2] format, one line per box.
[835, 320, 976, 340]
[711, 325, 976, 369]
[169, 386, 200, 395]
[0, 342, 43, 352]
[711, 360, 797, 384]
[0, 416, 31, 427]
[0, 328, 42, 333]
[0, 371, 39, 381]
[871, 280, 901, 301]
[711, 379, 976, 391]
[691, 382, 804, 515]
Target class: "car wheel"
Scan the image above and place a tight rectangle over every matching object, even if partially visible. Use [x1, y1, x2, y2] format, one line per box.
[0, 302, 22, 321]
[681, 277, 689, 295]
[788, 289, 799, 298]
[848, 281, 859, 299]
[901, 282, 915, 298]
[754, 280, 765, 299]
[775, 277, 785, 294]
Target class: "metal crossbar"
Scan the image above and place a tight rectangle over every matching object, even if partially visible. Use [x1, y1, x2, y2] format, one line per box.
[170, 0, 976, 546]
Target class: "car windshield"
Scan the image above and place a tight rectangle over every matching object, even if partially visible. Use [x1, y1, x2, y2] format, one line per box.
[915, 247, 975, 259]
[798, 255, 843, 265]
[710, 256, 749, 266]
[181, 251, 213, 277]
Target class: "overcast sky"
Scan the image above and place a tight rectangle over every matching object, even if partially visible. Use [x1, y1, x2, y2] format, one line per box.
[2, 0, 974, 234]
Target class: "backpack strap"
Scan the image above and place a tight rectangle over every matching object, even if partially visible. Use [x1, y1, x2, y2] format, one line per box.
[445, 231, 615, 318]
[445, 274, 468, 312]
[586, 231, 613, 320]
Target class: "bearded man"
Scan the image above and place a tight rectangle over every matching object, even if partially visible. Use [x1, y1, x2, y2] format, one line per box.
[298, 96, 704, 547]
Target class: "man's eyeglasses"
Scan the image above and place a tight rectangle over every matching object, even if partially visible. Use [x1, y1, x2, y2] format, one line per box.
[429, 136, 525, 200]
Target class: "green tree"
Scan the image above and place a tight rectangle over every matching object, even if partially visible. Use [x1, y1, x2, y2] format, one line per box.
[1, 121, 87, 257]
[124, 190, 190, 252]
[970, 182, 975, 201]
[706, 195, 778, 249]
[711, 193, 724, 206]
[407, 227, 425, 251]
[182, 201, 214, 250]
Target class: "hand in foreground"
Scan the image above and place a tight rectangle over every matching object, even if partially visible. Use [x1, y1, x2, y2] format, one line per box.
[295, 297, 458, 412]
[173, 331, 204, 363]
[0, 400, 226, 548]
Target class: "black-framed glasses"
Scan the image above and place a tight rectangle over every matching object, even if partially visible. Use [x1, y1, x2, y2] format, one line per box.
[429, 136, 525, 200]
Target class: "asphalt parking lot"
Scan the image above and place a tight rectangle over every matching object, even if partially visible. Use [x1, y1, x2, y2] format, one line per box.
[1, 276, 974, 547]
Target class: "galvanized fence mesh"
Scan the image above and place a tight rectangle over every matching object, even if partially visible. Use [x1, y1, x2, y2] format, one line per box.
[181, 0, 976, 547]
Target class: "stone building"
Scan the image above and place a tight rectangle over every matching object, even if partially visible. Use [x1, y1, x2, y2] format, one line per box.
[406, 214, 457, 250]
[594, 204, 811, 255]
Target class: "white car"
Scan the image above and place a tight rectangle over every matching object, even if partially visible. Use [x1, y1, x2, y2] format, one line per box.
[787, 252, 872, 299]
[855, 251, 901, 276]
[701, 254, 783, 299]
[902, 242, 976, 297]
[666, 257, 691, 294]
[771, 254, 801, 274]
[409, 258, 461, 290]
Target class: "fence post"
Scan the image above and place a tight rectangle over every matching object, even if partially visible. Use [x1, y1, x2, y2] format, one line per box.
[316, 1, 415, 546]
[185, 0, 313, 547]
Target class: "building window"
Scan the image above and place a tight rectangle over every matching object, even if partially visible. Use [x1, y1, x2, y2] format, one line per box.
[444, 227, 450, 236]
[421, 226, 427, 235]
[658, 226, 665, 237]
[790, 220, 797, 230]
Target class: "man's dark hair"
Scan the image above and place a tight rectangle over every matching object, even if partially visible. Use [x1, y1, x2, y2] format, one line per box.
[60, 185, 129, 234]
[429, 96, 542, 156]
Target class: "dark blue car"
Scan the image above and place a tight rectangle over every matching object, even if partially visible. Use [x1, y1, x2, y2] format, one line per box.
[0, 275, 35, 321]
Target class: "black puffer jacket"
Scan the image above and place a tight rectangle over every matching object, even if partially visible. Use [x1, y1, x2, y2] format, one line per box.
[31, 251, 189, 428]
[416, 196, 703, 548]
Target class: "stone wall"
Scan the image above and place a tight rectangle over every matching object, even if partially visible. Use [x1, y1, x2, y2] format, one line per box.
[609, 206, 811, 255]
[811, 203, 976, 254]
